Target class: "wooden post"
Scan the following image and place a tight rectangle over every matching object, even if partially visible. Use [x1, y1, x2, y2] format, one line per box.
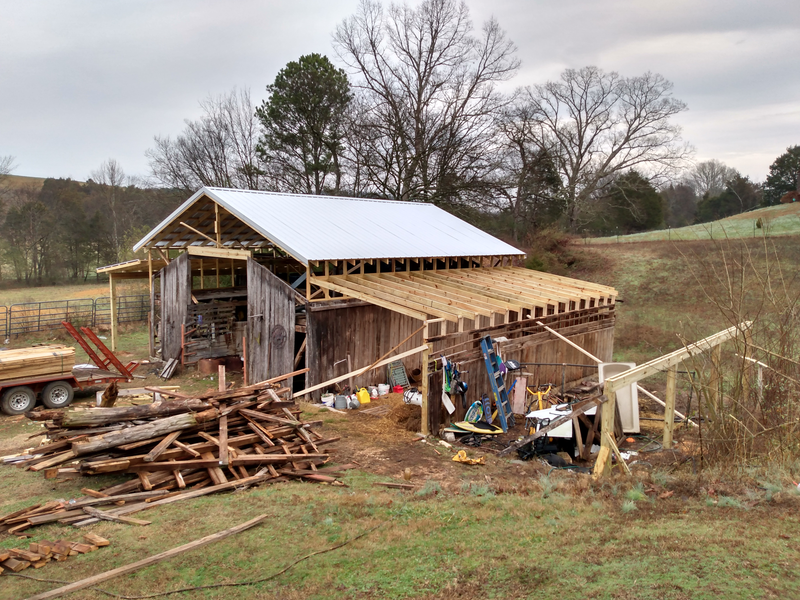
[214, 203, 221, 247]
[200, 258, 204, 289]
[242, 336, 248, 386]
[218, 364, 226, 392]
[420, 320, 431, 436]
[742, 329, 753, 403]
[709, 345, 721, 411]
[215, 258, 220, 288]
[663, 364, 678, 447]
[147, 249, 155, 358]
[109, 273, 118, 352]
[305, 264, 311, 300]
[599, 389, 615, 472]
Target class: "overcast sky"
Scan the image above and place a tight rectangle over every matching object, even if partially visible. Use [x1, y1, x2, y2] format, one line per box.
[1, 0, 798, 184]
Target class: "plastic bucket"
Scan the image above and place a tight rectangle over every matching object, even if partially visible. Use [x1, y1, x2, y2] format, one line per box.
[334, 395, 348, 409]
[377, 384, 390, 396]
[321, 393, 335, 407]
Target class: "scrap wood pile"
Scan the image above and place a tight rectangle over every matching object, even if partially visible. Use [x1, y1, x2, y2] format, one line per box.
[0, 533, 108, 575]
[2, 376, 341, 536]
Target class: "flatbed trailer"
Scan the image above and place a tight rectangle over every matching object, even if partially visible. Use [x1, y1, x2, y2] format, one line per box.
[0, 367, 138, 415]
[0, 322, 142, 415]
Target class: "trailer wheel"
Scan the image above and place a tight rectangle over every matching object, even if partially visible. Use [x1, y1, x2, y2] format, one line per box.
[42, 381, 74, 409]
[1, 386, 36, 415]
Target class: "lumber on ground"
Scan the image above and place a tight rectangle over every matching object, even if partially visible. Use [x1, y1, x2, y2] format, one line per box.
[22, 514, 268, 600]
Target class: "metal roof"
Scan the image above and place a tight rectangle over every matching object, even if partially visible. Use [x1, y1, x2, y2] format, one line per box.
[133, 187, 524, 265]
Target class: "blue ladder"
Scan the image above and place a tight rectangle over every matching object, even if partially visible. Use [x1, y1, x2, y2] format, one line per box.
[479, 336, 515, 432]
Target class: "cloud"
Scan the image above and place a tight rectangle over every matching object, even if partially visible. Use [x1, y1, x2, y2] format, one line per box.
[0, 0, 797, 183]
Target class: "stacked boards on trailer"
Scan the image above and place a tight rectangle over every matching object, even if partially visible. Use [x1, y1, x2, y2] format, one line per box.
[0, 345, 75, 382]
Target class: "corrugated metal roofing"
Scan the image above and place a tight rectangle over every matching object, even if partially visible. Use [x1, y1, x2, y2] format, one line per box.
[134, 187, 524, 265]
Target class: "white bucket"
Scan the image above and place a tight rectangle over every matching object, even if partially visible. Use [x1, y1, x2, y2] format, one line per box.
[321, 393, 335, 407]
[377, 383, 390, 396]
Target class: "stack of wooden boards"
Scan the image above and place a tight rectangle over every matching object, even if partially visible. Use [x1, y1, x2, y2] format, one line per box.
[5, 378, 340, 535]
[0, 533, 109, 574]
[0, 345, 75, 382]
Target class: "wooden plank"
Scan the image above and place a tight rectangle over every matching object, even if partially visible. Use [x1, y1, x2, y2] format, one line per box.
[143, 431, 182, 463]
[186, 245, 250, 261]
[81, 506, 151, 526]
[604, 323, 751, 393]
[22, 515, 268, 600]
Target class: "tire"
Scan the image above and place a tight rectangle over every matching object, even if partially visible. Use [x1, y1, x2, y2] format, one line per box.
[1, 386, 36, 415]
[41, 381, 74, 409]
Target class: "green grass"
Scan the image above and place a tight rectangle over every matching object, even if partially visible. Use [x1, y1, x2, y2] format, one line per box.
[1, 468, 798, 600]
[0, 281, 147, 306]
[585, 203, 800, 244]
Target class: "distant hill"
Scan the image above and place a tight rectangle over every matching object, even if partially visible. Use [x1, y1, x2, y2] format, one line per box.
[1, 174, 48, 193]
[586, 202, 800, 244]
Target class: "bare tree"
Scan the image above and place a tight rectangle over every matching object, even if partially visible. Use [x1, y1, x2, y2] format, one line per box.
[0, 155, 14, 178]
[91, 159, 128, 262]
[522, 66, 692, 230]
[686, 159, 739, 198]
[147, 88, 262, 191]
[333, 0, 519, 204]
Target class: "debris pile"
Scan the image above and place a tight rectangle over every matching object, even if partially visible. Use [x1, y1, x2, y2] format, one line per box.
[3, 379, 340, 535]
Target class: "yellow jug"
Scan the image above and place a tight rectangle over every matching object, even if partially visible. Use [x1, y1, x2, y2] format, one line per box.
[357, 388, 371, 405]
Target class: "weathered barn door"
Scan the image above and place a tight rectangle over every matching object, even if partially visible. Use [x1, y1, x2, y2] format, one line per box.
[246, 258, 296, 386]
[159, 252, 191, 361]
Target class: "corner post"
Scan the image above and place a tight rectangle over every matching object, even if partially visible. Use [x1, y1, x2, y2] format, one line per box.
[599, 388, 616, 473]
[420, 319, 431, 436]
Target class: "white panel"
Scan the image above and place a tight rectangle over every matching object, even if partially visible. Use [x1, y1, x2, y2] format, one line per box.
[599, 362, 640, 433]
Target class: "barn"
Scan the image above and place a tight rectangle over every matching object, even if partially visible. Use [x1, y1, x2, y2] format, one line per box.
[98, 187, 617, 434]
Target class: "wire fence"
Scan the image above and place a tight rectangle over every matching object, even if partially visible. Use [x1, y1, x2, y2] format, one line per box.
[3, 295, 149, 337]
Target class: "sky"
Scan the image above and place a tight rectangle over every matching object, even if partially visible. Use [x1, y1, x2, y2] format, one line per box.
[1, 0, 798, 184]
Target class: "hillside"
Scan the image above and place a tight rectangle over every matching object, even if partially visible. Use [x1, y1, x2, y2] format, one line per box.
[586, 202, 800, 244]
[0, 174, 48, 192]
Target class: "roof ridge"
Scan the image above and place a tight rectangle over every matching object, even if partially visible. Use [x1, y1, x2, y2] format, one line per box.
[205, 187, 435, 207]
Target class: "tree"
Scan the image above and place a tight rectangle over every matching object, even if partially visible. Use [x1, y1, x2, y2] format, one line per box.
[695, 175, 761, 223]
[590, 171, 664, 234]
[333, 0, 519, 204]
[763, 145, 800, 205]
[522, 66, 691, 231]
[147, 88, 262, 191]
[256, 54, 351, 195]
[685, 159, 739, 198]
[90, 159, 127, 263]
[493, 101, 563, 241]
[661, 183, 697, 227]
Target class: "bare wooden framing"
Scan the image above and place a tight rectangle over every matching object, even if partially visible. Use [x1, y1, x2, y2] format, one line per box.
[109, 274, 118, 352]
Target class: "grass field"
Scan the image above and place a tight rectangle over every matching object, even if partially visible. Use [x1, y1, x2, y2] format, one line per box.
[0, 281, 147, 306]
[586, 202, 800, 244]
[1, 236, 800, 599]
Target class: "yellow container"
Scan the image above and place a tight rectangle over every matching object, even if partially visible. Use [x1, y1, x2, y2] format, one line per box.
[357, 388, 371, 405]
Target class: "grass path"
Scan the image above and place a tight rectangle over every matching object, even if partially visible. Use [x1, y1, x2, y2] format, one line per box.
[586, 202, 800, 244]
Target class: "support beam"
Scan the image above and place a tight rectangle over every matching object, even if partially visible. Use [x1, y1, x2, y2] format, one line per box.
[109, 274, 118, 352]
[605, 323, 751, 394]
[663, 364, 678, 447]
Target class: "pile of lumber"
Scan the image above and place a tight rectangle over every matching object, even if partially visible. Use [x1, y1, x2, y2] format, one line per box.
[4, 376, 339, 535]
[0, 345, 75, 382]
[0, 533, 108, 574]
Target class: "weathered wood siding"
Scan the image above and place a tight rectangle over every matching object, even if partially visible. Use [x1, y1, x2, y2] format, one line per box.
[159, 252, 191, 361]
[426, 307, 615, 432]
[246, 258, 296, 386]
[306, 301, 423, 397]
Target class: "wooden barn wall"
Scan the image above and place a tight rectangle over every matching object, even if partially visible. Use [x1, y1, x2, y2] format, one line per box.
[426, 309, 615, 433]
[246, 258, 296, 387]
[159, 252, 191, 361]
[306, 302, 423, 398]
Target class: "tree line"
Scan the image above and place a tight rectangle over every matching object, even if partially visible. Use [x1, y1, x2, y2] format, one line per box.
[0, 160, 180, 284]
[2, 0, 799, 284]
